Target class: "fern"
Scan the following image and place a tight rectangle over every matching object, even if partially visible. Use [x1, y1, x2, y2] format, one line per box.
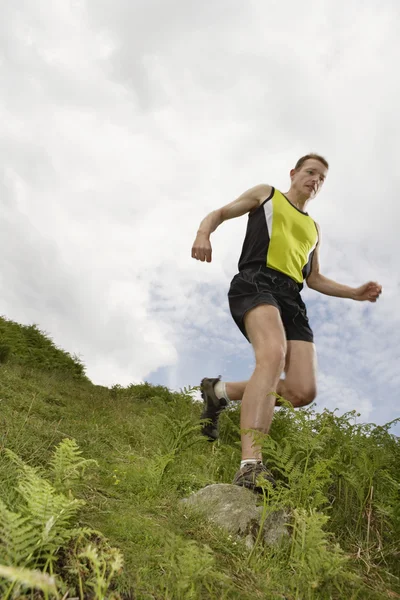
[160, 535, 231, 599]
[289, 508, 354, 598]
[49, 438, 98, 492]
[0, 564, 58, 598]
[16, 463, 85, 553]
[260, 434, 333, 511]
[150, 416, 205, 481]
[5, 448, 42, 474]
[0, 500, 38, 567]
[0, 441, 123, 598]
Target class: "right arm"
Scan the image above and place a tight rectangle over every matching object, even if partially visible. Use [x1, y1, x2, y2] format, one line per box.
[191, 184, 272, 262]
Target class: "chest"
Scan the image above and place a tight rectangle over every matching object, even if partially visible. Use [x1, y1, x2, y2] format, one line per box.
[271, 195, 317, 246]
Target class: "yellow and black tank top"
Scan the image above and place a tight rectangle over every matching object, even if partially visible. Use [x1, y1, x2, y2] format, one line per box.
[238, 187, 319, 285]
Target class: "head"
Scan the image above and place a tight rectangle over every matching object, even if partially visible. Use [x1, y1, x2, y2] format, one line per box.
[289, 153, 329, 200]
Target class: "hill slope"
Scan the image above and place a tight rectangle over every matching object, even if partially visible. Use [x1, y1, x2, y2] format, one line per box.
[0, 315, 399, 599]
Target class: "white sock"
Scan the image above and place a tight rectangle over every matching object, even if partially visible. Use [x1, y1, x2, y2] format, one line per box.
[214, 381, 230, 403]
[240, 459, 261, 469]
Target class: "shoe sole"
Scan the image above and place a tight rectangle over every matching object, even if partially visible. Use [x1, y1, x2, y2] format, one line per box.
[234, 480, 275, 493]
[200, 377, 222, 442]
[200, 377, 220, 408]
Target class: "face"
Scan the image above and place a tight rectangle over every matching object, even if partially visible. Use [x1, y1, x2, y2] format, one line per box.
[290, 159, 328, 199]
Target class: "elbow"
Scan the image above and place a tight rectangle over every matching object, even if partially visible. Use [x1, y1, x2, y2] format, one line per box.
[306, 273, 320, 290]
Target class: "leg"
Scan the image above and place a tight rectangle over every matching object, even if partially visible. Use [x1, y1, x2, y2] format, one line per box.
[225, 341, 317, 408]
[278, 340, 317, 407]
[240, 304, 286, 461]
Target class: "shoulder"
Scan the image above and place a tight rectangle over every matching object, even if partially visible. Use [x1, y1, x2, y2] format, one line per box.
[256, 183, 273, 197]
[245, 184, 273, 215]
[254, 183, 273, 194]
[251, 184, 273, 205]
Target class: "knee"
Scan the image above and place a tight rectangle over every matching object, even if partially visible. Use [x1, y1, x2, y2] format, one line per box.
[255, 342, 286, 372]
[285, 384, 317, 408]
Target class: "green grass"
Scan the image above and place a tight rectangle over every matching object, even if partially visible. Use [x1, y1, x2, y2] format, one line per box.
[0, 315, 399, 599]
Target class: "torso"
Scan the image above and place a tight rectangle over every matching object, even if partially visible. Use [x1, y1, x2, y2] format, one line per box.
[238, 187, 319, 284]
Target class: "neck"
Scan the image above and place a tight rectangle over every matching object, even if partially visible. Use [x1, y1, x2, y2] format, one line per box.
[284, 189, 310, 212]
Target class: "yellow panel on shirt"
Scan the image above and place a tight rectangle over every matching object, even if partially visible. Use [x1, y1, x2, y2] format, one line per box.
[264, 190, 319, 283]
[238, 187, 319, 284]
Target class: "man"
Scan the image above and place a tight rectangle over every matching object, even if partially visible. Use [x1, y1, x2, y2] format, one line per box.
[191, 154, 382, 492]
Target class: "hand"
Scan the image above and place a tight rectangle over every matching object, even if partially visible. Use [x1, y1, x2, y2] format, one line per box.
[353, 281, 382, 302]
[191, 233, 212, 262]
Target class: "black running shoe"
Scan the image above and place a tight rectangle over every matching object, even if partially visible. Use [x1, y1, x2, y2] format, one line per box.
[232, 462, 276, 492]
[200, 377, 227, 441]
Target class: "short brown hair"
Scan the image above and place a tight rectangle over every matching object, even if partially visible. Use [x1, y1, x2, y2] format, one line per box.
[295, 153, 329, 171]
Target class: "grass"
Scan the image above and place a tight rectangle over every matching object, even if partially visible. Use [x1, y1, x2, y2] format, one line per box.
[0, 315, 399, 599]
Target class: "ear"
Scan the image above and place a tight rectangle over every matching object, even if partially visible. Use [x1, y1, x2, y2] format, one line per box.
[289, 168, 296, 180]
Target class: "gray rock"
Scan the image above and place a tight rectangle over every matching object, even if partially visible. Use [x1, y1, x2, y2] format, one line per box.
[182, 483, 289, 549]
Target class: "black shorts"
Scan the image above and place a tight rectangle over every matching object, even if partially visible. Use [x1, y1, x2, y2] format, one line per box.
[228, 266, 314, 343]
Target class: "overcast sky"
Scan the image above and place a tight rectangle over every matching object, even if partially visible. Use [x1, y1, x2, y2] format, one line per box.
[1, 0, 399, 432]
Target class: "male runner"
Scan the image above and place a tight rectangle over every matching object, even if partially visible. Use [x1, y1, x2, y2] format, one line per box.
[191, 154, 382, 492]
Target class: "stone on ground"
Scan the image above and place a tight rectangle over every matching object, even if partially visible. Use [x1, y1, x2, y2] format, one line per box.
[182, 483, 289, 549]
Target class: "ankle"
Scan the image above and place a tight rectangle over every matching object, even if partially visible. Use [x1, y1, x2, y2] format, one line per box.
[240, 458, 262, 468]
[214, 380, 230, 403]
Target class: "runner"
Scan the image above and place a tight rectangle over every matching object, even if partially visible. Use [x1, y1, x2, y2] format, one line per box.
[191, 154, 382, 492]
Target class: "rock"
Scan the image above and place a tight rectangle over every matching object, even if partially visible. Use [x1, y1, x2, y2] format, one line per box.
[182, 483, 289, 549]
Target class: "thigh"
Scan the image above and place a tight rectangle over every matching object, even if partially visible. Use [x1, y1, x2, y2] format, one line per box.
[244, 304, 287, 358]
[284, 340, 317, 394]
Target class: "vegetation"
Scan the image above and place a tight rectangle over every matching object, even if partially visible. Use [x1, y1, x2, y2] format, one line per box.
[0, 315, 399, 599]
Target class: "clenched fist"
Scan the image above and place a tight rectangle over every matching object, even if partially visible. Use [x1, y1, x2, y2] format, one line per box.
[353, 281, 382, 302]
[191, 233, 212, 263]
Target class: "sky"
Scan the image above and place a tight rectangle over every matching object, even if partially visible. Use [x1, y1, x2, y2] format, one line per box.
[1, 0, 399, 433]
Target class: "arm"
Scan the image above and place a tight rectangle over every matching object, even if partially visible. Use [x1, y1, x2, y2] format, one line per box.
[191, 184, 272, 262]
[306, 225, 382, 302]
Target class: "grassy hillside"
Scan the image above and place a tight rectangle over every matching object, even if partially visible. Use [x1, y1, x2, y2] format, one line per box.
[0, 315, 399, 599]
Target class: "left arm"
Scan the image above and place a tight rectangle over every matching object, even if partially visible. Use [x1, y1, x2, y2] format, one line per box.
[306, 225, 382, 302]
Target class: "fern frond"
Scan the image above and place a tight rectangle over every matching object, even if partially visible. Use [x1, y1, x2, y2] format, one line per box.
[17, 468, 85, 550]
[0, 563, 58, 596]
[49, 438, 98, 491]
[4, 449, 44, 477]
[0, 500, 38, 567]
[158, 416, 204, 455]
